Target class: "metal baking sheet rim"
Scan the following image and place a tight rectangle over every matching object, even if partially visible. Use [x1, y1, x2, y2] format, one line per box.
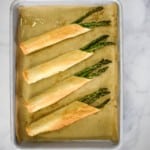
[9, 0, 123, 149]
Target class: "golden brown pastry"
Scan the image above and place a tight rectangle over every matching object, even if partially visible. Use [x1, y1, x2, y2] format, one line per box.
[26, 101, 99, 136]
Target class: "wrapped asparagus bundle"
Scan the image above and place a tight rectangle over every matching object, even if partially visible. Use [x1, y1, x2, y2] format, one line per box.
[20, 7, 111, 55]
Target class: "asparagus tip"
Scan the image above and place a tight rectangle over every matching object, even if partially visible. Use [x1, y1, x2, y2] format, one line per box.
[79, 20, 111, 28]
[96, 98, 111, 109]
[80, 34, 110, 51]
[73, 6, 104, 24]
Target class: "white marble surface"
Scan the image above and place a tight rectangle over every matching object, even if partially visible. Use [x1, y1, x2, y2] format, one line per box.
[0, 0, 150, 149]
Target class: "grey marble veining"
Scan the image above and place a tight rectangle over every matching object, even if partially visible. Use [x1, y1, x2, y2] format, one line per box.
[0, 0, 150, 149]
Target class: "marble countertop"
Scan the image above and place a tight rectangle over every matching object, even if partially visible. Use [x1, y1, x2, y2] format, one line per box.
[0, 0, 150, 149]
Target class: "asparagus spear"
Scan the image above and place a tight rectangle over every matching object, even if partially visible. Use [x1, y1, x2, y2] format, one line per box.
[80, 34, 114, 52]
[81, 35, 109, 50]
[95, 98, 110, 109]
[80, 20, 111, 28]
[73, 6, 103, 23]
[75, 59, 112, 78]
[79, 88, 110, 104]
[85, 42, 114, 53]
[81, 41, 114, 52]
[76, 66, 109, 79]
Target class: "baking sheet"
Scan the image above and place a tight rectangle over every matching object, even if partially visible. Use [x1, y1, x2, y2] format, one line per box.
[10, 0, 123, 149]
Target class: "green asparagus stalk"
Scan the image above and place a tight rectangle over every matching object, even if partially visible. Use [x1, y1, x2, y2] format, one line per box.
[73, 6, 104, 24]
[81, 41, 114, 52]
[78, 66, 109, 79]
[79, 20, 111, 28]
[95, 98, 110, 108]
[81, 35, 109, 50]
[79, 88, 110, 105]
[80, 34, 115, 53]
[75, 59, 112, 79]
[88, 42, 114, 52]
